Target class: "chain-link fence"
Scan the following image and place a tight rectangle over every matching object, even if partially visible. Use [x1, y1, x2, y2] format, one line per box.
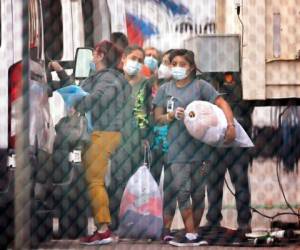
[0, 0, 300, 249]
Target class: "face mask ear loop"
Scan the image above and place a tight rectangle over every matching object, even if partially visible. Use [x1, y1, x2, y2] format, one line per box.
[186, 66, 197, 80]
[195, 67, 202, 74]
[189, 67, 202, 78]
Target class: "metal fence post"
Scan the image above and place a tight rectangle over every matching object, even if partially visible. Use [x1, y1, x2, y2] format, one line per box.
[15, 1, 31, 249]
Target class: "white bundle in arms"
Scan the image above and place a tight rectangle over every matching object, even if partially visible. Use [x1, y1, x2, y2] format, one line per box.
[184, 101, 254, 147]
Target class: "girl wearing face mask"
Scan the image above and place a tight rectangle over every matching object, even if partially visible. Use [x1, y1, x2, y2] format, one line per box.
[48, 41, 130, 245]
[142, 47, 160, 77]
[151, 49, 176, 241]
[108, 45, 153, 231]
[153, 49, 236, 246]
[122, 45, 152, 130]
[157, 49, 173, 81]
[49, 40, 131, 245]
[146, 49, 174, 186]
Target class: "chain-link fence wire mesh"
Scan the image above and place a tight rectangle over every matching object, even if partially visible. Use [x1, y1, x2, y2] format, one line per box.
[1, 0, 300, 249]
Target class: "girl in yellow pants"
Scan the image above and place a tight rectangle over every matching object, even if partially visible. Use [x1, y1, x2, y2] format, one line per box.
[83, 131, 121, 225]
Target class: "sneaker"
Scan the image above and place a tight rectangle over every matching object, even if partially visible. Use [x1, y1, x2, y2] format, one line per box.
[80, 230, 113, 245]
[237, 225, 252, 234]
[169, 235, 208, 247]
[236, 226, 252, 242]
[204, 221, 221, 227]
[162, 228, 174, 242]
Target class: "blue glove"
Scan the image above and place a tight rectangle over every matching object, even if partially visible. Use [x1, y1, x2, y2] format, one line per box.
[57, 85, 88, 108]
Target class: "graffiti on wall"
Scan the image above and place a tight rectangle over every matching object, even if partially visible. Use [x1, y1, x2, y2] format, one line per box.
[109, 0, 216, 49]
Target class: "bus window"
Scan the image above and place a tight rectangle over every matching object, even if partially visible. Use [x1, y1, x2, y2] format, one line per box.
[0, 1, 1, 47]
[82, 0, 94, 48]
[41, 0, 63, 60]
[29, 0, 42, 61]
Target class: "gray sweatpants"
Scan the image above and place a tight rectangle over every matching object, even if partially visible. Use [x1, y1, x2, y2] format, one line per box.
[164, 162, 207, 215]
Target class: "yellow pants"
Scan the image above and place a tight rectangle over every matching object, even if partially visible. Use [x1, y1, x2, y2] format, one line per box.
[83, 131, 121, 225]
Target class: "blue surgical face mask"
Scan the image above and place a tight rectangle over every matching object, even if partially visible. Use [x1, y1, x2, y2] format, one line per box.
[89, 61, 96, 73]
[123, 59, 142, 76]
[144, 56, 158, 71]
[171, 66, 188, 80]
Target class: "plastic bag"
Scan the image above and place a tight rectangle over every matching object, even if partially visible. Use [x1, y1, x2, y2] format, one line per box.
[57, 85, 93, 132]
[55, 112, 90, 149]
[57, 85, 89, 108]
[118, 164, 163, 240]
[184, 100, 254, 147]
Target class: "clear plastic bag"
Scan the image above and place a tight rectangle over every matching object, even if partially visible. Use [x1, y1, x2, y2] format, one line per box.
[118, 152, 163, 240]
[184, 100, 254, 147]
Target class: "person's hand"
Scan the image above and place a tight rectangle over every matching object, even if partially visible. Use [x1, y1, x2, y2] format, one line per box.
[224, 124, 236, 144]
[174, 107, 185, 120]
[67, 106, 77, 115]
[48, 61, 64, 72]
[166, 111, 175, 122]
[141, 139, 150, 151]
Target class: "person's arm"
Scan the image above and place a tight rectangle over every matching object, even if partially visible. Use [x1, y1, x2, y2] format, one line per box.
[141, 80, 155, 140]
[152, 82, 177, 124]
[154, 106, 175, 124]
[74, 80, 116, 114]
[214, 96, 236, 144]
[48, 61, 74, 92]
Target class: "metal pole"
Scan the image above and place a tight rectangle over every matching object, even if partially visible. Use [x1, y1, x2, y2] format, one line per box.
[15, 0, 32, 249]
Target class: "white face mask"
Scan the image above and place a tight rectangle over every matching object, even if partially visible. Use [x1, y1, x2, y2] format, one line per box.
[123, 59, 142, 76]
[171, 66, 188, 80]
[158, 64, 172, 79]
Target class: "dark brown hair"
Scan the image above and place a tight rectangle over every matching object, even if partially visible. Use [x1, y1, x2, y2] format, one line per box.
[161, 49, 175, 65]
[110, 32, 129, 51]
[162, 49, 175, 58]
[169, 49, 198, 77]
[124, 45, 145, 58]
[94, 40, 122, 69]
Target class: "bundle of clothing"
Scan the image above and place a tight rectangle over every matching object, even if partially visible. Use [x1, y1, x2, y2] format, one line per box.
[184, 100, 254, 147]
